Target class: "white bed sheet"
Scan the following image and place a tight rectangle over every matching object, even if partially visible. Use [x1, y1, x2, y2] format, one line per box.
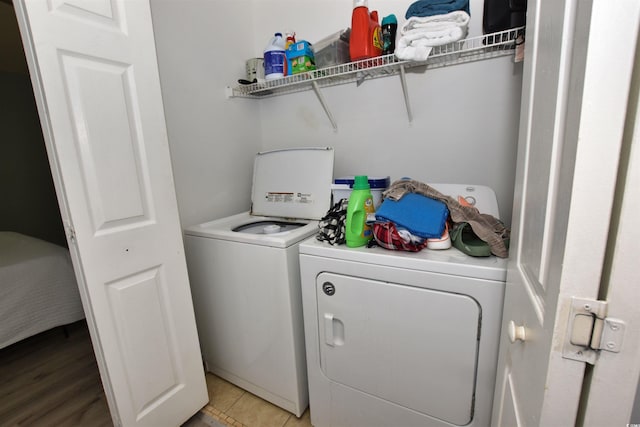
[0, 231, 85, 349]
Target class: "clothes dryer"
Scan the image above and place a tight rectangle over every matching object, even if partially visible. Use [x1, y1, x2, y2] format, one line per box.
[299, 184, 508, 427]
[184, 147, 334, 417]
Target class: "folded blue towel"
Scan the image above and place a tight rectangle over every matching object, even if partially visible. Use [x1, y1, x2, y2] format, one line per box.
[405, 0, 470, 19]
[375, 193, 449, 238]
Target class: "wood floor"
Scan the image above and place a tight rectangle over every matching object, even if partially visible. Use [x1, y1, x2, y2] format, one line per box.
[0, 321, 111, 427]
[0, 322, 311, 427]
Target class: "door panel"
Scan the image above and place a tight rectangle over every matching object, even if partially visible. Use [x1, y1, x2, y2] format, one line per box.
[61, 53, 151, 230]
[516, 0, 568, 308]
[499, 372, 521, 427]
[15, 0, 208, 425]
[52, 0, 118, 25]
[317, 272, 480, 426]
[106, 267, 182, 417]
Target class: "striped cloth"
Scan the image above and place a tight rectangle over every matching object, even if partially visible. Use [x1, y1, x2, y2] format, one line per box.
[373, 221, 430, 252]
[316, 198, 349, 245]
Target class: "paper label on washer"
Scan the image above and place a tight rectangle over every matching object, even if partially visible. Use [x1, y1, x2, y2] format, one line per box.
[265, 192, 313, 204]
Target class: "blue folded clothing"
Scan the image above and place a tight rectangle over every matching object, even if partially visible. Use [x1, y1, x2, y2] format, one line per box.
[405, 0, 470, 18]
[375, 193, 449, 238]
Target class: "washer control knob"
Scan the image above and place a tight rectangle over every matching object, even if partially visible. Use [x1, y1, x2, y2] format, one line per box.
[508, 320, 527, 343]
[322, 282, 335, 296]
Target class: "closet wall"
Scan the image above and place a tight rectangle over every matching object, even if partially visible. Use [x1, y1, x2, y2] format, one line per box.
[151, 0, 523, 228]
[0, 2, 65, 247]
[1, 0, 521, 244]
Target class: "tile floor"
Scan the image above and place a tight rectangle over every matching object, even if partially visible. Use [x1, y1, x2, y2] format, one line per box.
[201, 373, 312, 427]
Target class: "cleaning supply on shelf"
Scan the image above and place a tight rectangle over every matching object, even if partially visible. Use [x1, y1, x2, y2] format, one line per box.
[313, 29, 351, 69]
[286, 40, 316, 74]
[285, 31, 296, 50]
[264, 33, 286, 80]
[345, 175, 376, 247]
[245, 57, 264, 83]
[349, 0, 382, 61]
[381, 14, 398, 55]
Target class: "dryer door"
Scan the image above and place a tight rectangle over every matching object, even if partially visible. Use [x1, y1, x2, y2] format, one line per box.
[317, 272, 480, 426]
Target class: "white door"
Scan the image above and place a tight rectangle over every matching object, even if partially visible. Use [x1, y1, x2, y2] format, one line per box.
[13, 0, 208, 426]
[492, 0, 640, 425]
[580, 46, 640, 426]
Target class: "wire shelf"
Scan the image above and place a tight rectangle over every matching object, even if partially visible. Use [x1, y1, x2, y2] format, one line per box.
[228, 27, 525, 99]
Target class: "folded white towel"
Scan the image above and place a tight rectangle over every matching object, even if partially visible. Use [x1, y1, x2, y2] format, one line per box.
[396, 11, 470, 61]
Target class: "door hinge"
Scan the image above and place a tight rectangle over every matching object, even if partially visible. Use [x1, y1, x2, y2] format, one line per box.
[562, 297, 626, 365]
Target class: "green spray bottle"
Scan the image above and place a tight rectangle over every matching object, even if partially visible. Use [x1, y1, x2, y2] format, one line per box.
[345, 175, 375, 247]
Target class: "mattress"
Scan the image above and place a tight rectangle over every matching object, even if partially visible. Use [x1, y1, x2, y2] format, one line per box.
[0, 231, 85, 349]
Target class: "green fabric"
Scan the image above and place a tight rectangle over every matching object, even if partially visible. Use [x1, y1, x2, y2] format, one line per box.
[450, 222, 492, 257]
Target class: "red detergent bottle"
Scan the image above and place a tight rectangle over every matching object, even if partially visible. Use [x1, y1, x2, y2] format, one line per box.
[349, 0, 382, 61]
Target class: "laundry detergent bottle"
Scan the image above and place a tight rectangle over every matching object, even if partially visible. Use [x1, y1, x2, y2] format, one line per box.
[349, 0, 382, 61]
[345, 175, 375, 247]
[381, 14, 398, 55]
[264, 32, 286, 80]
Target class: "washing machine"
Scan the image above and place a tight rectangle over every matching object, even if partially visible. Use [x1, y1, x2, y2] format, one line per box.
[183, 147, 334, 417]
[299, 184, 508, 427]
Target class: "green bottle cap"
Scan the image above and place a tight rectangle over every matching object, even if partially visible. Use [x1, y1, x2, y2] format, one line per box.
[353, 175, 370, 190]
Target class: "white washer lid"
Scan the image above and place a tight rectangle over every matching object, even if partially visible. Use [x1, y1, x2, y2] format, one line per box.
[251, 147, 335, 220]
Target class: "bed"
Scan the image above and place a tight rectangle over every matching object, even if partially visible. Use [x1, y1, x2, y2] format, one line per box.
[0, 231, 85, 349]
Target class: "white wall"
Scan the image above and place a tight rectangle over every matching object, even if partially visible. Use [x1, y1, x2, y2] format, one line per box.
[151, 0, 262, 227]
[152, 0, 522, 227]
[259, 57, 522, 224]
